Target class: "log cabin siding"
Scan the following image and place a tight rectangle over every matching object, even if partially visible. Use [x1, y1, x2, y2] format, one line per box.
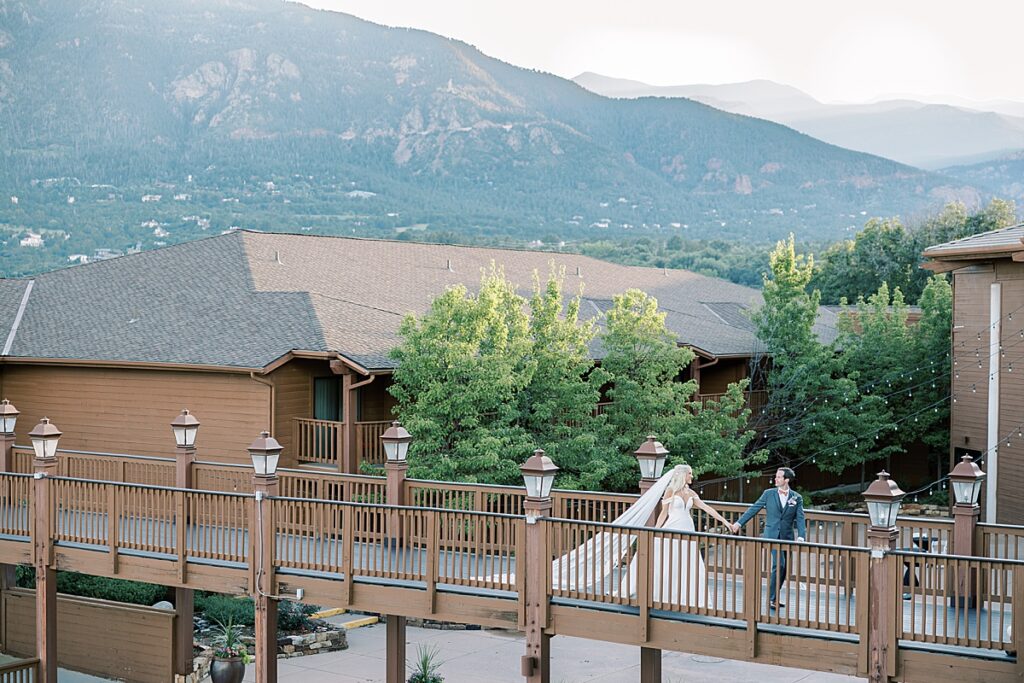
[2, 588, 175, 683]
[0, 365, 269, 462]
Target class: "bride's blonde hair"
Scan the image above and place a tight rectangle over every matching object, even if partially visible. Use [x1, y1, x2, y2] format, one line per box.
[666, 464, 693, 496]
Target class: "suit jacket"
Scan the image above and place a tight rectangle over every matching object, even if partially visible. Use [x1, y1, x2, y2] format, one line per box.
[736, 488, 806, 540]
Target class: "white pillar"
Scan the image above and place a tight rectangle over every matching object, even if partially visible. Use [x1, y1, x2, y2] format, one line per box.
[987, 283, 1001, 523]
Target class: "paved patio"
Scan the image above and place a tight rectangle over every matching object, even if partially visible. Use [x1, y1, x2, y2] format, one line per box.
[240, 619, 864, 682]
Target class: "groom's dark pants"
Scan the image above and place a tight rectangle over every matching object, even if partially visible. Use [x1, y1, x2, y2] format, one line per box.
[769, 547, 788, 604]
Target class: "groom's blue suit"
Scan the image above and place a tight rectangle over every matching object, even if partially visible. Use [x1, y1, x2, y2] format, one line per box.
[736, 488, 807, 605]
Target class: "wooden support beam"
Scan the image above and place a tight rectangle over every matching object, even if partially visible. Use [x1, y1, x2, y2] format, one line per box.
[254, 473, 279, 683]
[341, 372, 356, 474]
[640, 647, 662, 683]
[386, 615, 406, 683]
[523, 498, 552, 683]
[33, 456, 58, 683]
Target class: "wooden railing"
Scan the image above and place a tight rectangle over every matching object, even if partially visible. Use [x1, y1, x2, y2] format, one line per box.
[0, 473, 32, 537]
[895, 550, 1021, 653]
[292, 418, 343, 467]
[5, 469, 1024, 678]
[49, 477, 252, 565]
[355, 420, 392, 467]
[546, 517, 867, 635]
[697, 390, 769, 415]
[276, 497, 524, 594]
[0, 658, 38, 683]
[977, 522, 1024, 561]
[11, 446, 176, 485]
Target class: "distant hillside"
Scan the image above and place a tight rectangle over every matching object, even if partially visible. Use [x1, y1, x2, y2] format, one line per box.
[574, 73, 1024, 169]
[941, 151, 1024, 202]
[0, 0, 978, 276]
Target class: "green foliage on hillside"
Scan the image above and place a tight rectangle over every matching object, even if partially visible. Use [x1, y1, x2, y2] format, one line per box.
[0, 0, 977, 278]
[810, 199, 1017, 304]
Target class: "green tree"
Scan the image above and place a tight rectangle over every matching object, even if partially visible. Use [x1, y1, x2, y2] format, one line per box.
[813, 199, 1017, 305]
[752, 237, 892, 473]
[599, 289, 764, 488]
[519, 268, 607, 490]
[389, 264, 535, 483]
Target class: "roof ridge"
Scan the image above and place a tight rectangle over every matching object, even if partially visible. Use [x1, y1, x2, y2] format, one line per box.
[240, 229, 713, 278]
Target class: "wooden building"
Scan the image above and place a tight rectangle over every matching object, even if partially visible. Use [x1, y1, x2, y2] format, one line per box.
[0, 231, 838, 473]
[924, 223, 1024, 523]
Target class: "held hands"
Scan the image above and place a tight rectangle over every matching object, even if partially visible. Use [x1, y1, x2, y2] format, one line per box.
[729, 522, 741, 534]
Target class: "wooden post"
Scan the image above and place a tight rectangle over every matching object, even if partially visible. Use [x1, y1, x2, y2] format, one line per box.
[866, 526, 897, 683]
[253, 473, 279, 683]
[952, 500, 980, 607]
[33, 453, 58, 683]
[523, 497, 552, 683]
[640, 647, 661, 683]
[0, 431, 14, 473]
[385, 458, 407, 683]
[386, 616, 407, 683]
[0, 430, 17, 649]
[174, 443, 196, 678]
[341, 372, 356, 474]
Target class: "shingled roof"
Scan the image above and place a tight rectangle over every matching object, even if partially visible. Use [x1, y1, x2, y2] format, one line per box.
[0, 231, 838, 370]
[923, 223, 1024, 260]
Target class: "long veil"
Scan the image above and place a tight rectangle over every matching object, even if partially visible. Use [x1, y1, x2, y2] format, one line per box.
[550, 469, 673, 593]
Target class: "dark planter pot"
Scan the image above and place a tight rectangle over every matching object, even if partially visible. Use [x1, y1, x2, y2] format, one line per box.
[210, 657, 245, 683]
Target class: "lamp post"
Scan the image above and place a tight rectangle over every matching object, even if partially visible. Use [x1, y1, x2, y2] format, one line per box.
[634, 435, 668, 495]
[170, 410, 199, 679]
[950, 455, 986, 607]
[380, 420, 412, 683]
[633, 437, 667, 683]
[862, 471, 904, 683]
[520, 449, 558, 683]
[171, 409, 199, 488]
[0, 399, 18, 472]
[381, 421, 411, 506]
[28, 418, 61, 683]
[249, 431, 281, 683]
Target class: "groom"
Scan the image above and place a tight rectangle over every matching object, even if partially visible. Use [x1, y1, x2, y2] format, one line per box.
[731, 467, 806, 610]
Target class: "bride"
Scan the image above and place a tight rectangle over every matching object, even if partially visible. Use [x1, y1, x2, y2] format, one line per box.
[552, 464, 733, 608]
[632, 464, 733, 606]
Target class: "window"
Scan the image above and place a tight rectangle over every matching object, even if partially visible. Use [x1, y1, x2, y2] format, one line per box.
[313, 377, 342, 422]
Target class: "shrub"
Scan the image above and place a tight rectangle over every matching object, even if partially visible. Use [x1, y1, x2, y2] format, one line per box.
[195, 593, 255, 627]
[278, 601, 321, 632]
[407, 644, 444, 683]
[15, 568, 170, 606]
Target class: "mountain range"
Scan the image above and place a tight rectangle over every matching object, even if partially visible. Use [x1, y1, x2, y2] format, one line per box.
[0, 0, 993, 277]
[573, 73, 1024, 171]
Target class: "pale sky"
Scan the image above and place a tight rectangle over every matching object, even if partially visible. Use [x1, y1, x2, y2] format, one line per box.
[297, 0, 1023, 105]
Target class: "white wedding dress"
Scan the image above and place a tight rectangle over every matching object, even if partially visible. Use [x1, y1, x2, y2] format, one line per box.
[549, 470, 708, 609]
[620, 494, 707, 607]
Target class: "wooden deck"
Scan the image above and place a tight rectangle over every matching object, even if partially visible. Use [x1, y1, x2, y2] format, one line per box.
[2, 470, 1024, 682]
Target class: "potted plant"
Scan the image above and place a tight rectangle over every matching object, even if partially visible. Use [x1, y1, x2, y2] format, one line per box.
[407, 643, 444, 683]
[209, 617, 249, 683]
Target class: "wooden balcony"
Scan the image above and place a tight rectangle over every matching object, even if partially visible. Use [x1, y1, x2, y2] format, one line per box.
[4, 466, 1023, 683]
[697, 389, 769, 415]
[293, 417, 393, 470]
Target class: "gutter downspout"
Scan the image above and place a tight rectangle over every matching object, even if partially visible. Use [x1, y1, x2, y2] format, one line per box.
[250, 371, 276, 437]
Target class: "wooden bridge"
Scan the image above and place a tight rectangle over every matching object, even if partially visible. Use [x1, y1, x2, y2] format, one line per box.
[1, 445, 1023, 683]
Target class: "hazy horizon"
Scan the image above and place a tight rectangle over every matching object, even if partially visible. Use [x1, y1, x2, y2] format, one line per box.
[296, 0, 1024, 106]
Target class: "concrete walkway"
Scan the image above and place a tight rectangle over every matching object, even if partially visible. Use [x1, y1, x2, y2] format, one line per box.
[241, 620, 864, 682]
